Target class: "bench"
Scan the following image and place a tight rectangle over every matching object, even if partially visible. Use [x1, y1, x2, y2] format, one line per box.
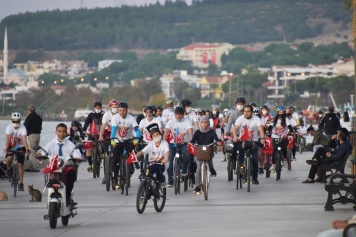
[324, 173, 356, 211]
[320, 150, 351, 183]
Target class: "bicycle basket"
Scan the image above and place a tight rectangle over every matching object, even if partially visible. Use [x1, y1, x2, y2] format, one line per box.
[196, 145, 214, 161]
[242, 141, 255, 150]
[224, 140, 234, 153]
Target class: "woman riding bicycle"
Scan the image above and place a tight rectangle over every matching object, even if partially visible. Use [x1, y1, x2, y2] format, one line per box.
[268, 106, 293, 172]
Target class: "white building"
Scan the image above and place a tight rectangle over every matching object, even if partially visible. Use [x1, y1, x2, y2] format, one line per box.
[266, 66, 337, 99]
[98, 60, 122, 71]
[5, 68, 27, 85]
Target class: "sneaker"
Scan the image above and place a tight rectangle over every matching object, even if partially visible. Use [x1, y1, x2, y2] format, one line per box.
[102, 177, 106, 184]
[160, 180, 166, 188]
[306, 159, 318, 166]
[269, 166, 275, 173]
[292, 157, 297, 161]
[18, 183, 24, 191]
[283, 160, 288, 168]
[113, 178, 119, 189]
[5, 169, 12, 178]
[87, 166, 92, 173]
[220, 158, 226, 162]
[194, 186, 201, 194]
[210, 168, 217, 177]
[167, 183, 173, 188]
[252, 179, 259, 185]
[302, 179, 315, 183]
[182, 172, 188, 177]
[258, 168, 264, 175]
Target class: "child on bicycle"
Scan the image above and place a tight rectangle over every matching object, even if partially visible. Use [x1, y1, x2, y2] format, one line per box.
[190, 115, 220, 194]
[4, 112, 30, 191]
[135, 123, 169, 187]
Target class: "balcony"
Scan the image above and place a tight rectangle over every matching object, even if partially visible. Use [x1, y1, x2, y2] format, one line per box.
[267, 85, 285, 90]
[267, 94, 285, 99]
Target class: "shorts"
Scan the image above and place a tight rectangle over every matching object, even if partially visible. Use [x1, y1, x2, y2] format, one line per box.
[6, 147, 26, 165]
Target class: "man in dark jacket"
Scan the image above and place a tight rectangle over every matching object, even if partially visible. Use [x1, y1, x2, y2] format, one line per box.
[24, 104, 42, 172]
[307, 126, 330, 153]
[318, 107, 340, 140]
[302, 131, 351, 183]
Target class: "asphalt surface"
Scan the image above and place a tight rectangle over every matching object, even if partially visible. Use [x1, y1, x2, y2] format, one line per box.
[0, 149, 355, 237]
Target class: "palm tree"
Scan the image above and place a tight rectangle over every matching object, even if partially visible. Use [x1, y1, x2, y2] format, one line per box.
[343, 0, 356, 112]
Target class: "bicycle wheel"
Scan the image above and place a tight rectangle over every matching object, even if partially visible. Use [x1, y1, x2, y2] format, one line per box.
[266, 154, 270, 178]
[13, 165, 18, 197]
[154, 185, 166, 212]
[125, 162, 129, 196]
[247, 155, 251, 193]
[96, 150, 101, 178]
[227, 154, 232, 181]
[343, 223, 356, 237]
[202, 163, 208, 200]
[174, 158, 179, 195]
[235, 160, 240, 189]
[184, 175, 188, 192]
[119, 157, 125, 194]
[93, 148, 98, 178]
[287, 148, 292, 171]
[276, 153, 281, 181]
[136, 181, 148, 214]
[105, 155, 111, 191]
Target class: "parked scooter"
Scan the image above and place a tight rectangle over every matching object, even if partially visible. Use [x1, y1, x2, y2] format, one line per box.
[34, 143, 82, 229]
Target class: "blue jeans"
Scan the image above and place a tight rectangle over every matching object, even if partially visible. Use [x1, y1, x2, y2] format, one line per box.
[167, 143, 190, 184]
[148, 164, 165, 183]
[239, 142, 259, 180]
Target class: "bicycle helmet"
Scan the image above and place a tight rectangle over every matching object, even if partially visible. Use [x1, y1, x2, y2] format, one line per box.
[118, 101, 128, 108]
[144, 105, 154, 112]
[250, 101, 257, 107]
[108, 99, 119, 107]
[151, 105, 157, 114]
[253, 107, 260, 114]
[71, 120, 81, 128]
[166, 100, 173, 105]
[11, 112, 21, 121]
[298, 111, 303, 115]
[235, 96, 246, 104]
[289, 106, 295, 111]
[277, 106, 285, 112]
[174, 106, 185, 115]
[318, 110, 323, 114]
[179, 99, 192, 107]
[194, 108, 203, 113]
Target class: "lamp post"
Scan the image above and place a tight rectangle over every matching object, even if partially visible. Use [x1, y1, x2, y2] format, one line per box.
[229, 73, 232, 108]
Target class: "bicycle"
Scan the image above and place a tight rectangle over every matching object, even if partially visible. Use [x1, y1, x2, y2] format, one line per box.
[286, 135, 294, 171]
[91, 135, 103, 179]
[136, 159, 166, 214]
[102, 140, 113, 191]
[241, 141, 255, 192]
[263, 136, 273, 178]
[135, 139, 148, 181]
[195, 143, 216, 200]
[173, 143, 186, 195]
[298, 134, 306, 154]
[272, 136, 287, 181]
[7, 148, 28, 197]
[222, 134, 234, 181]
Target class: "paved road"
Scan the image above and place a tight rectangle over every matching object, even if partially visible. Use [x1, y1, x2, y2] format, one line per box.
[0, 150, 354, 237]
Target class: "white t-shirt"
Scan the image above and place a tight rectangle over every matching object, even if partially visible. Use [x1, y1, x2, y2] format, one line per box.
[289, 117, 297, 127]
[142, 140, 170, 162]
[139, 117, 162, 142]
[102, 111, 114, 131]
[162, 109, 175, 123]
[341, 120, 352, 132]
[165, 118, 193, 144]
[111, 114, 138, 140]
[271, 117, 291, 138]
[6, 123, 27, 147]
[235, 115, 262, 142]
[184, 111, 198, 130]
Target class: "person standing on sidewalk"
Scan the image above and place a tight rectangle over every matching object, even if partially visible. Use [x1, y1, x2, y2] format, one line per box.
[24, 104, 42, 172]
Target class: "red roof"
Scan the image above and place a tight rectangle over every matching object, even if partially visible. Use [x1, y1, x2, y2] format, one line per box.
[243, 46, 260, 52]
[183, 43, 224, 50]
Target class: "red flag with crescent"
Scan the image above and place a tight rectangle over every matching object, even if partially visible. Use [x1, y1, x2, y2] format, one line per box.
[126, 150, 138, 165]
[42, 155, 59, 174]
[187, 143, 196, 156]
[240, 125, 249, 141]
[202, 52, 208, 64]
[165, 130, 173, 142]
[88, 121, 99, 135]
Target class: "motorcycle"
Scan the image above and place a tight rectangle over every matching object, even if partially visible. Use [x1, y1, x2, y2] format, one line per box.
[33, 143, 82, 229]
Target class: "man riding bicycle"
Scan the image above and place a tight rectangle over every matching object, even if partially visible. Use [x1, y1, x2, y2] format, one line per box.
[5, 112, 30, 191]
[162, 100, 175, 123]
[110, 101, 141, 187]
[233, 105, 265, 185]
[163, 106, 193, 187]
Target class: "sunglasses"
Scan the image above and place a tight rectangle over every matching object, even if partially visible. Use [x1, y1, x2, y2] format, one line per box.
[12, 121, 20, 124]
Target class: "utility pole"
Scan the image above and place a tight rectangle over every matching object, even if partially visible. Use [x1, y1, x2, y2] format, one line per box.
[229, 74, 232, 108]
[80, 0, 83, 8]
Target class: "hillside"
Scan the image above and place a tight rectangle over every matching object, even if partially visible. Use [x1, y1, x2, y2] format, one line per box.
[0, 0, 352, 51]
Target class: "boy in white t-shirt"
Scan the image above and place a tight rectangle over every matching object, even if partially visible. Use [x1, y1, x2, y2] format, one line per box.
[139, 106, 162, 143]
[135, 123, 169, 187]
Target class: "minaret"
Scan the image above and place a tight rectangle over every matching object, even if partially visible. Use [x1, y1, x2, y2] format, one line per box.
[3, 27, 8, 81]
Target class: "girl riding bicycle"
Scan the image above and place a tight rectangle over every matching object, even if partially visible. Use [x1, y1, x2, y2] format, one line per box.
[190, 115, 220, 194]
[268, 106, 293, 172]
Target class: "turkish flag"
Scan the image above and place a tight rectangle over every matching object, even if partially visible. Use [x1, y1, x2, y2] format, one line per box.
[211, 52, 216, 64]
[187, 143, 196, 156]
[240, 125, 249, 141]
[287, 136, 294, 149]
[42, 155, 59, 174]
[126, 150, 138, 165]
[263, 137, 273, 155]
[166, 130, 173, 143]
[88, 120, 99, 135]
[202, 52, 207, 64]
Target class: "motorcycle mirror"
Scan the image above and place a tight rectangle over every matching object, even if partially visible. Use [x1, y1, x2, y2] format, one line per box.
[33, 145, 42, 151]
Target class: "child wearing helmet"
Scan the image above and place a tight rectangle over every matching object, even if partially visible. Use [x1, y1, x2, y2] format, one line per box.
[5, 112, 30, 192]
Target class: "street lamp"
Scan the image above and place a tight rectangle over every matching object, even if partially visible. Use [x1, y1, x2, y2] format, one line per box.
[60, 79, 64, 82]
[94, 78, 97, 81]
[54, 81, 57, 84]
[41, 80, 44, 84]
[105, 76, 109, 80]
[81, 78, 84, 82]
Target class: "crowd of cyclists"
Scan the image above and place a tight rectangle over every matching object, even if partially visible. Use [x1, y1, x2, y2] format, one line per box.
[3, 94, 353, 197]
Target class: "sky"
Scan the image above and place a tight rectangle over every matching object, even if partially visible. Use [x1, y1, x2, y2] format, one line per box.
[0, 0, 192, 21]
